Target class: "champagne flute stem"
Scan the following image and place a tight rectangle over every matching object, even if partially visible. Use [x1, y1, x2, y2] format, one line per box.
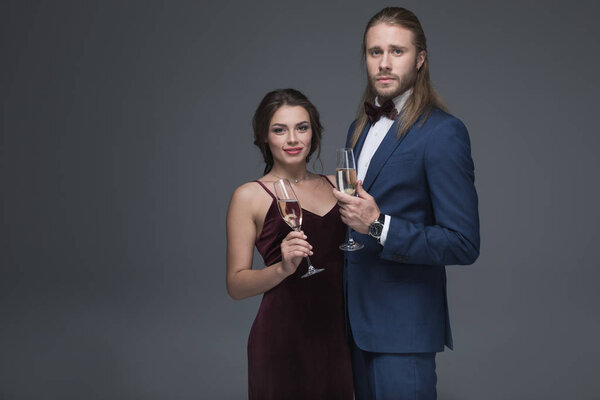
[294, 227, 313, 268]
[348, 229, 356, 244]
[305, 254, 314, 269]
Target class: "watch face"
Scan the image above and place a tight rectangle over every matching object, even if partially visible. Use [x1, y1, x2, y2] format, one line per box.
[369, 221, 383, 237]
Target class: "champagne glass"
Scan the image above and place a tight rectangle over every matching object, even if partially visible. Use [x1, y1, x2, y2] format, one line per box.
[273, 179, 325, 278]
[336, 148, 364, 251]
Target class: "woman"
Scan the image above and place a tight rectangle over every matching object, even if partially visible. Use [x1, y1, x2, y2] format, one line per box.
[226, 89, 353, 399]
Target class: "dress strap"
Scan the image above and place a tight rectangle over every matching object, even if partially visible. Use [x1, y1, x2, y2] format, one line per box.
[254, 180, 277, 200]
[319, 174, 336, 188]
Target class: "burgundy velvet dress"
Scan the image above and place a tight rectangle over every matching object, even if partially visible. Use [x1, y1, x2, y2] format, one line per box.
[247, 178, 353, 399]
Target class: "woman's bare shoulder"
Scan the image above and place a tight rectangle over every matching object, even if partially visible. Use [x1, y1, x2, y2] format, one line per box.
[230, 181, 262, 204]
[232, 180, 258, 196]
[230, 180, 274, 208]
[325, 174, 336, 188]
[228, 180, 274, 228]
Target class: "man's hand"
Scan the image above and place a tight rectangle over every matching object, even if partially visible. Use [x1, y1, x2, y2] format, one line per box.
[332, 180, 380, 234]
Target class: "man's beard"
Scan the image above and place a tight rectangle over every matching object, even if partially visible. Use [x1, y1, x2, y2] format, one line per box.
[370, 66, 418, 102]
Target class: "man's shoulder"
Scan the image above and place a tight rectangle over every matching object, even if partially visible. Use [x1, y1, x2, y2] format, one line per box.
[419, 107, 468, 137]
[425, 107, 464, 127]
[420, 108, 472, 160]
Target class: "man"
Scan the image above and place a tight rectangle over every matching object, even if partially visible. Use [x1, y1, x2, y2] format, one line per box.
[332, 7, 480, 399]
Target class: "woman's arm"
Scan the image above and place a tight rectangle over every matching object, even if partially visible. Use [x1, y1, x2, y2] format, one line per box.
[226, 184, 312, 300]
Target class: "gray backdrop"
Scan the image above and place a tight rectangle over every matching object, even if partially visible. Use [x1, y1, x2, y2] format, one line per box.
[2, 0, 599, 399]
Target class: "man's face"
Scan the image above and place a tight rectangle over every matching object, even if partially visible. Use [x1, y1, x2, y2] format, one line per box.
[365, 23, 426, 101]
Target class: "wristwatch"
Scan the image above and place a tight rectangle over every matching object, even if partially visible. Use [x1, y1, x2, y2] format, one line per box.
[368, 214, 386, 242]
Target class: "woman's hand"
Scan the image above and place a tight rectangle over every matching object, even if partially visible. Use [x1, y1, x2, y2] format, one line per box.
[279, 230, 313, 277]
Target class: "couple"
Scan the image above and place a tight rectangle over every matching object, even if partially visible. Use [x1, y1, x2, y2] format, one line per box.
[226, 7, 480, 400]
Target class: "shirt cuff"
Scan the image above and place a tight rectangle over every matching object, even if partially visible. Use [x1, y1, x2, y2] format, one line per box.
[379, 214, 391, 246]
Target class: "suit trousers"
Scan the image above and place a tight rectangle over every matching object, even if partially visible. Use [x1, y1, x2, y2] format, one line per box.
[350, 334, 437, 400]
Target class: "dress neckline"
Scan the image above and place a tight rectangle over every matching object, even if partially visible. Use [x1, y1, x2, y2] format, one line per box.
[254, 175, 337, 218]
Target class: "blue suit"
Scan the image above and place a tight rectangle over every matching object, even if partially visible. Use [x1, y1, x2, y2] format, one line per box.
[345, 107, 480, 398]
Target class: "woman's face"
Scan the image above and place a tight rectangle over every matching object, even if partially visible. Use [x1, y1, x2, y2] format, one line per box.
[267, 105, 312, 168]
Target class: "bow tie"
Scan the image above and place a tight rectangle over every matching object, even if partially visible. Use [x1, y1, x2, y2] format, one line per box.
[364, 100, 399, 123]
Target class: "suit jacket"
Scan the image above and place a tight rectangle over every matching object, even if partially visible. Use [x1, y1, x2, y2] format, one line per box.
[345, 107, 480, 353]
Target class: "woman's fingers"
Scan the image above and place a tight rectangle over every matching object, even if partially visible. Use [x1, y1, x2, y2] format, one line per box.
[282, 231, 312, 251]
[288, 249, 312, 258]
[284, 230, 306, 239]
[281, 230, 313, 270]
[283, 237, 312, 249]
[282, 240, 313, 255]
[283, 245, 313, 257]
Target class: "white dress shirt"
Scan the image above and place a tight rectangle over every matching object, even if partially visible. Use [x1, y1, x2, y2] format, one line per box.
[357, 90, 411, 246]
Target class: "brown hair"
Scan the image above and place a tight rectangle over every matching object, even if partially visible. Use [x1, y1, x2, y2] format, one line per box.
[350, 7, 447, 147]
[252, 88, 323, 175]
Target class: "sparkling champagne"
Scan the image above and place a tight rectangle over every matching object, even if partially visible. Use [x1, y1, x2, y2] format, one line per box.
[336, 168, 357, 195]
[277, 199, 302, 230]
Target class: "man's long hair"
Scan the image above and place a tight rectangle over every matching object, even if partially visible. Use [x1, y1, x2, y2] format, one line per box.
[350, 7, 447, 148]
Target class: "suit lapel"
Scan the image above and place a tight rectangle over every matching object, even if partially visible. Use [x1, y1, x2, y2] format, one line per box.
[351, 121, 371, 159]
[362, 118, 410, 192]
